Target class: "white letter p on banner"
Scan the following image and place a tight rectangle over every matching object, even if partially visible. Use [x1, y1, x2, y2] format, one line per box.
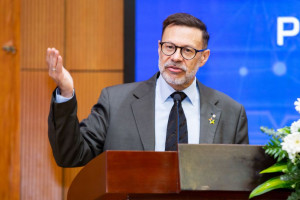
[277, 17, 299, 46]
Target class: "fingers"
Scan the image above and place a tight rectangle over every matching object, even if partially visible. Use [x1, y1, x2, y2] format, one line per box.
[56, 55, 63, 73]
[51, 49, 58, 70]
[46, 48, 60, 71]
[46, 47, 74, 95]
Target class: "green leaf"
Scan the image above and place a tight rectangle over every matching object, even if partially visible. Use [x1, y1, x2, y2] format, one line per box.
[277, 127, 291, 135]
[278, 151, 287, 162]
[287, 161, 298, 172]
[260, 126, 289, 138]
[260, 162, 287, 174]
[263, 137, 288, 162]
[287, 190, 300, 200]
[281, 170, 300, 182]
[249, 176, 293, 199]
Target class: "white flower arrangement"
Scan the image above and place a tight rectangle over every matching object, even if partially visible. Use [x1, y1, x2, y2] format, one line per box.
[282, 131, 300, 162]
[250, 99, 300, 200]
[291, 120, 300, 134]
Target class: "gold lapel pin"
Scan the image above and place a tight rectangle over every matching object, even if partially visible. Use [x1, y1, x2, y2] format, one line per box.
[209, 114, 216, 124]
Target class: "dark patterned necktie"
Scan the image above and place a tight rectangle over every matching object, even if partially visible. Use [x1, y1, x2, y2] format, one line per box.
[165, 92, 188, 151]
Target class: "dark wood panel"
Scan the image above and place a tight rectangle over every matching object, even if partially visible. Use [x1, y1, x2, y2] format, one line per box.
[125, 191, 290, 200]
[66, 0, 124, 70]
[20, 0, 65, 199]
[0, 0, 20, 199]
[67, 151, 180, 200]
[72, 72, 123, 120]
[20, 1, 124, 200]
[21, 0, 64, 69]
[21, 71, 62, 200]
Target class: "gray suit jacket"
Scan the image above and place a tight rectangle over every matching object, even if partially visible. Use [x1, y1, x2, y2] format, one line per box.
[48, 73, 248, 167]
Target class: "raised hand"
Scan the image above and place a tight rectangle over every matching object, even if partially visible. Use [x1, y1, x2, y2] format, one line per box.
[46, 48, 74, 98]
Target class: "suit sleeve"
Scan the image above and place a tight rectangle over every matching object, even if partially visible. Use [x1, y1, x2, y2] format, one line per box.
[235, 105, 249, 144]
[48, 88, 110, 167]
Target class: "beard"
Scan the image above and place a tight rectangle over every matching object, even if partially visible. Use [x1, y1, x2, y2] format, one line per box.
[158, 59, 199, 88]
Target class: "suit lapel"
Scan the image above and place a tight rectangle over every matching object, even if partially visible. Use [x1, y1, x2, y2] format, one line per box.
[131, 74, 158, 150]
[198, 81, 222, 144]
[130, 74, 221, 148]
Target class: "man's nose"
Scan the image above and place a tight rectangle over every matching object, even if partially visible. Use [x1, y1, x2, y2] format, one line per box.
[171, 48, 183, 62]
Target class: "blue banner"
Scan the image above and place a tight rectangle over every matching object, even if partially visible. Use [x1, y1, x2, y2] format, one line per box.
[136, 0, 300, 144]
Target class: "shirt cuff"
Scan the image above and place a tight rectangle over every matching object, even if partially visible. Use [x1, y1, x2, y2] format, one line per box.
[55, 88, 74, 103]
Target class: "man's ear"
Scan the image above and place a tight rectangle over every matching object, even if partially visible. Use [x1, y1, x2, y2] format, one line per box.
[199, 49, 210, 66]
[158, 40, 161, 55]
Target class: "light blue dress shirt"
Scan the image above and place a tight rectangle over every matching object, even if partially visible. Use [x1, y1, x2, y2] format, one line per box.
[55, 75, 201, 151]
[55, 88, 74, 103]
[154, 75, 201, 151]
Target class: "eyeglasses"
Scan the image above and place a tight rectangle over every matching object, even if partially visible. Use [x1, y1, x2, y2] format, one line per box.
[160, 42, 207, 60]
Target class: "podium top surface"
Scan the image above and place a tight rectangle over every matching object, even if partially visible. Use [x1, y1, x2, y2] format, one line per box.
[68, 145, 274, 200]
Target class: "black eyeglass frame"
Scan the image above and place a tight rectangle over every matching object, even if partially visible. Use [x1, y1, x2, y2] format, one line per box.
[159, 41, 207, 60]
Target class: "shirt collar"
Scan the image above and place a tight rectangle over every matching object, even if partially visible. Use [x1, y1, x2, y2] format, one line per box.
[157, 74, 198, 106]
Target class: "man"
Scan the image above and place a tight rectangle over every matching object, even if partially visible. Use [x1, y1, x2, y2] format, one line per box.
[47, 13, 248, 167]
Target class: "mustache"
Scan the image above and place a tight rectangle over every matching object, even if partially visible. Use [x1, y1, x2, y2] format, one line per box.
[164, 62, 187, 71]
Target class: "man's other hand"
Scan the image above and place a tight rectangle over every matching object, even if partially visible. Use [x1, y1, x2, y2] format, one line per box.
[46, 48, 74, 98]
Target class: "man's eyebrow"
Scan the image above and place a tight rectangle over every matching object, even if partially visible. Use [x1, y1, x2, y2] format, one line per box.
[164, 41, 197, 49]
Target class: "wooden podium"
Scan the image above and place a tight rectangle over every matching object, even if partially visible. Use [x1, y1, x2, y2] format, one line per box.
[67, 145, 290, 200]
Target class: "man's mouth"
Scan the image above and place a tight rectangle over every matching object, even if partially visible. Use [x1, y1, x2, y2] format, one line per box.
[166, 66, 184, 73]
